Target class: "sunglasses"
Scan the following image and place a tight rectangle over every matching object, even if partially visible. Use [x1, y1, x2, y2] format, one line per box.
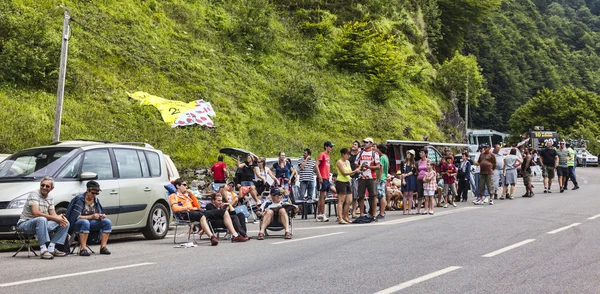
[181, 183, 187, 186]
[40, 184, 52, 189]
[89, 191, 100, 195]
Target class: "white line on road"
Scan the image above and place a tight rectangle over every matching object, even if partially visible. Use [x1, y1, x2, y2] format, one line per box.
[588, 214, 600, 220]
[547, 223, 581, 234]
[271, 232, 345, 245]
[0, 262, 156, 288]
[481, 239, 536, 258]
[373, 266, 462, 294]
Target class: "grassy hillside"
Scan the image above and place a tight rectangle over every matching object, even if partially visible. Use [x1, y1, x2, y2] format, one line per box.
[0, 0, 460, 168]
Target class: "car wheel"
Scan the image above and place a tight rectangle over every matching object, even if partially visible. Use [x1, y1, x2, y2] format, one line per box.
[142, 203, 169, 239]
[55, 206, 67, 216]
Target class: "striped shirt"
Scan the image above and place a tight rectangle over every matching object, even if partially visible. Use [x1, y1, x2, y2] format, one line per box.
[298, 157, 316, 182]
[19, 190, 55, 223]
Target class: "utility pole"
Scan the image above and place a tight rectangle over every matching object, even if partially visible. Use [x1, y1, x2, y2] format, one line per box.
[52, 10, 70, 143]
[465, 75, 469, 140]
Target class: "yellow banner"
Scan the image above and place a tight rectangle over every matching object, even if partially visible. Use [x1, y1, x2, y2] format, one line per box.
[128, 91, 196, 125]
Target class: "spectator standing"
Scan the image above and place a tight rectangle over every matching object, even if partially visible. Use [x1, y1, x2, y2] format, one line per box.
[298, 148, 318, 202]
[210, 155, 228, 192]
[355, 137, 380, 219]
[254, 157, 277, 196]
[375, 144, 389, 219]
[493, 144, 507, 200]
[402, 150, 418, 215]
[348, 140, 361, 218]
[316, 141, 334, 222]
[582, 149, 588, 167]
[336, 148, 360, 224]
[17, 176, 69, 259]
[423, 162, 437, 215]
[457, 152, 472, 202]
[539, 141, 558, 193]
[476, 144, 496, 205]
[441, 157, 458, 207]
[503, 148, 522, 199]
[556, 140, 571, 193]
[272, 152, 293, 195]
[238, 154, 260, 204]
[416, 149, 430, 211]
[521, 148, 535, 197]
[565, 143, 579, 190]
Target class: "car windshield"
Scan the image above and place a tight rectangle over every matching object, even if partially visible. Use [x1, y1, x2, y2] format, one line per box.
[0, 147, 78, 178]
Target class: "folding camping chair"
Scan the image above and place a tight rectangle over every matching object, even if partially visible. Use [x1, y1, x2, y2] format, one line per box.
[172, 211, 200, 244]
[258, 204, 296, 237]
[11, 226, 38, 258]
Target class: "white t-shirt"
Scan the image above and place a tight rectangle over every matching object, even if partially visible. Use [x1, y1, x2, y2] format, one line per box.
[473, 153, 481, 174]
[260, 200, 282, 211]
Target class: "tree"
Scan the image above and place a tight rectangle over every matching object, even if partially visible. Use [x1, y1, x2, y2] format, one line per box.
[437, 52, 487, 107]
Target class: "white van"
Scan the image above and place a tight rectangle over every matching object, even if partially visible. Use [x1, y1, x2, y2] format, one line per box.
[0, 140, 179, 239]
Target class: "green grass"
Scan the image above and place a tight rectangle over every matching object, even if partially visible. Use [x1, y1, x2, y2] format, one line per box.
[0, 0, 458, 169]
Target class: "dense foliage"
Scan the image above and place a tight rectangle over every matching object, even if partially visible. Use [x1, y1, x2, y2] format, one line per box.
[2, 0, 600, 167]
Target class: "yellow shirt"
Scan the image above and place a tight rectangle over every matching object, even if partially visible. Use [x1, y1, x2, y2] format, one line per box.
[337, 160, 351, 183]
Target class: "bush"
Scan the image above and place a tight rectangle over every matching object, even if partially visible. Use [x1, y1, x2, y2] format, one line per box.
[277, 78, 319, 119]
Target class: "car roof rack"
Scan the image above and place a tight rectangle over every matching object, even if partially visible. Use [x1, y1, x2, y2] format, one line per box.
[51, 139, 113, 145]
[114, 142, 155, 149]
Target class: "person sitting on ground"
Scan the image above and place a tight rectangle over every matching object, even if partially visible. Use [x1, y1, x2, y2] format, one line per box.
[205, 193, 248, 240]
[65, 180, 112, 256]
[257, 187, 296, 240]
[16, 176, 69, 259]
[169, 178, 246, 245]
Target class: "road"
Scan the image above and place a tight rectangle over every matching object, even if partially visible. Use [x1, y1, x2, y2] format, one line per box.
[1, 167, 600, 293]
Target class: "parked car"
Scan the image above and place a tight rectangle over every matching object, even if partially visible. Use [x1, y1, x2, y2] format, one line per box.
[0, 154, 10, 162]
[575, 148, 598, 167]
[0, 140, 178, 240]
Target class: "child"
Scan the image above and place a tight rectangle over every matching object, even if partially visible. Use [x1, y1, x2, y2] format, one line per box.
[441, 156, 458, 208]
[423, 162, 437, 215]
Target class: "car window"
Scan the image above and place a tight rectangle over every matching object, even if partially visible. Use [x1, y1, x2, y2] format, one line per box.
[56, 153, 83, 179]
[145, 151, 161, 177]
[428, 148, 440, 164]
[137, 151, 150, 177]
[82, 149, 114, 180]
[0, 148, 77, 178]
[114, 149, 143, 179]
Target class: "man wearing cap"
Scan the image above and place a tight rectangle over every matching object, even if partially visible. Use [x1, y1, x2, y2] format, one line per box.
[65, 180, 113, 256]
[16, 176, 69, 259]
[475, 144, 496, 205]
[354, 137, 381, 219]
[316, 141, 334, 222]
[538, 140, 558, 193]
[257, 187, 292, 240]
[556, 140, 571, 193]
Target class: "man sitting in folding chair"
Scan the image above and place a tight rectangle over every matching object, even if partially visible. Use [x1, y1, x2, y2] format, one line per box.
[205, 193, 248, 241]
[65, 180, 112, 256]
[169, 178, 245, 246]
[257, 187, 296, 240]
[16, 176, 69, 259]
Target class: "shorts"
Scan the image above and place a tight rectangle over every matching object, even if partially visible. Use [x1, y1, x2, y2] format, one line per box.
[241, 181, 254, 187]
[504, 169, 517, 185]
[522, 170, 531, 187]
[357, 179, 377, 200]
[335, 181, 351, 194]
[557, 166, 568, 177]
[493, 169, 505, 189]
[376, 181, 386, 199]
[543, 166, 555, 179]
[318, 179, 332, 192]
[424, 189, 435, 196]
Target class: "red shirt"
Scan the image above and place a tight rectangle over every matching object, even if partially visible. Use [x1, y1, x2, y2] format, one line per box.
[317, 151, 330, 180]
[210, 162, 227, 181]
[441, 163, 456, 184]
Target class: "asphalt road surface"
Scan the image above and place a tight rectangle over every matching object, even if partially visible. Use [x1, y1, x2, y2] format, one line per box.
[2, 167, 600, 294]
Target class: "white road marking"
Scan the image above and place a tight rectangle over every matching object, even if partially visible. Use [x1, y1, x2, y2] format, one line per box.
[271, 232, 345, 245]
[373, 266, 462, 294]
[0, 262, 155, 288]
[547, 223, 581, 234]
[588, 214, 600, 220]
[481, 239, 536, 258]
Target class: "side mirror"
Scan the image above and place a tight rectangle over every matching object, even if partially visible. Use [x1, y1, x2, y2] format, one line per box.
[79, 172, 98, 181]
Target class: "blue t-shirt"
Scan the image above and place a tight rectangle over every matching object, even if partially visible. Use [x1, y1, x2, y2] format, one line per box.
[273, 162, 292, 178]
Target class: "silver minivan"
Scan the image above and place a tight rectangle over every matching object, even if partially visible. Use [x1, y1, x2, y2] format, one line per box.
[0, 140, 179, 239]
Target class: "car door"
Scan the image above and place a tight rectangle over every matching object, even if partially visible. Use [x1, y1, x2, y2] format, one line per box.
[80, 149, 120, 224]
[113, 148, 150, 227]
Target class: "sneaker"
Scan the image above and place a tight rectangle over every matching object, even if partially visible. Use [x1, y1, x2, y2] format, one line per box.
[452, 202, 457, 207]
[437, 203, 443, 207]
[322, 215, 329, 222]
[560, 189, 564, 193]
[99, 247, 111, 255]
[53, 249, 67, 257]
[376, 214, 385, 219]
[474, 200, 483, 205]
[429, 211, 434, 215]
[573, 186, 580, 190]
[543, 189, 548, 193]
[530, 192, 535, 197]
[489, 200, 494, 205]
[547, 190, 552, 193]
[231, 235, 248, 242]
[443, 204, 448, 208]
[210, 235, 219, 246]
[79, 249, 91, 256]
[40, 251, 54, 259]
[315, 215, 323, 222]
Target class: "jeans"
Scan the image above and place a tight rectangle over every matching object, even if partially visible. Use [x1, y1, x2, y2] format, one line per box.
[458, 177, 470, 201]
[299, 180, 315, 201]
[18, 217, 70, 245]
[566, 166, 578, 187]
[73, 219, 112, 234]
